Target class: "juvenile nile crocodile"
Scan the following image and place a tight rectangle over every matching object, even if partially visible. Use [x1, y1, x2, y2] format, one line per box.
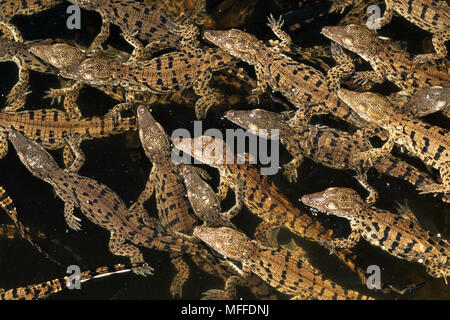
[67, 0, 205, 55]
[203, 15, 373, 128]
[0, 108, 137, 167]
[225, 108, 450, 203]
[375, 0, 450, 63]
[338, 88, 450, 195]
[0, 262, 146, 300]
[302, 187, 450, 281]
[321, 25, 450, 98]
[173, 135, 380, 288]
[8, 130, 226, 278]
[194, 226, 374, 300]
[58, 23, 237, 119]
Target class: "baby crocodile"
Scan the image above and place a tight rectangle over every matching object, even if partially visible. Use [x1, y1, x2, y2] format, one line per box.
[321, 25, 450, 97]
[8, 130, 219, 277]
[59, 24, 236, 119]
[225, 108, 450, 203]
[0, 108, 137, 167]
[194, 226, 374, 300]
[0, 262, 146, 300]
[375, 0, 450, 62]
[405, 86, 450, 118]
[338, 88, 450, 195]
[302, 187, 450, 281]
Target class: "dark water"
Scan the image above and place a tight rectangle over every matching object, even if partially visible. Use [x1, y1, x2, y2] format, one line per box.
[0, 0, 449, 300]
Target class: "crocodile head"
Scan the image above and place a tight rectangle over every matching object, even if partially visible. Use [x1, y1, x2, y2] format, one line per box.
[136, 105, 171, 161]
[226, 109, 283, 139]
[194, 226, 250, 261]
[321, 25, 379, 61]
[8, 131, 59, 180]
[172, 135, 252, 168]
[67, 0, 103, 10]
[30, 43, 85, 69]
[337, 88, 393, 127]
[60, 58, 114, 84]
[203, 29, 259, 64]
[301, 187, 364, 219]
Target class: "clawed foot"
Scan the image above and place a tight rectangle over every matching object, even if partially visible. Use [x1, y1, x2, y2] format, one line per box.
[417, 183, 447, 195]
[353, 73, 369, 86]
[319, 239, 335, 254]
[68, 214, 82, 231]
[283, 164, 298, 183]
[354, 151, 373, 167]
[248, 90, 262, 105]
[105, 109, 122, 124]
[5, 88, 30, 106]
[267, 13, 284, 30]
[132, 265, 154, 277]
[201, 289, 231, 300]
[44, 88, 65, 105]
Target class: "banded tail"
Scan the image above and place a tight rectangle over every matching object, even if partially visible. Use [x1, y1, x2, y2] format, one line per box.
[0, 185, 63, 266]
[0, 263, 146, 300]
[373, 156, 450, 203]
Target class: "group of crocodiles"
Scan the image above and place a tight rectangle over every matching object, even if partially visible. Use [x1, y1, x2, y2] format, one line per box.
[0, 0, 449, 300]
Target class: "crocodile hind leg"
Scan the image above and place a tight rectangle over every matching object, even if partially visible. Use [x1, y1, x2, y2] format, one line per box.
[169, 254, 190, 298]
[131, 166, 156, 210]
[63, 202, 82, 231]
[193, 71, 222, 119]
[223, 182, 244, 219]
[374, 0, 394, 27]
[415, 30, 449, 63]
[108, 231, 154, 276]
[202, 263, 251, 300]
[121, 30, 145, 63]
[417, 162, 450, 194]
[44, 81, 83, 119]
[3, 65, 30, 112]
[62, 144, 76, 169]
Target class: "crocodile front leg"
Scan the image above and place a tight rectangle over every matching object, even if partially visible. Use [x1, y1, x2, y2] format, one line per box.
[121, 30, 145, 63]
[320, 228, 362, 253]
[266, 14, 292, 53]
[375, 0, 394, 27]
[216, 171, 230, 201]
[248, 65, 268, 104]
[414, 30, 450, 63]
[108, 231, 154, 276]
[193, 71, 222, 119]
[0, 133, 9, 159]
[354, 173, 379, 205]
[63, 202, 82, 231]
[223, 181, 244, 219]
[283, 156, 305, 183]
[4, 65, 30, 112]
[131, 166, 156, 211]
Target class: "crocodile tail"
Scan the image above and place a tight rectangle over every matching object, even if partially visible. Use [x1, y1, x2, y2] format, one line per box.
[0, 185, 63, 266]
[0, 262, 145, 300]
[373, 156, 450, 203]
[319, 279, 375, 300]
